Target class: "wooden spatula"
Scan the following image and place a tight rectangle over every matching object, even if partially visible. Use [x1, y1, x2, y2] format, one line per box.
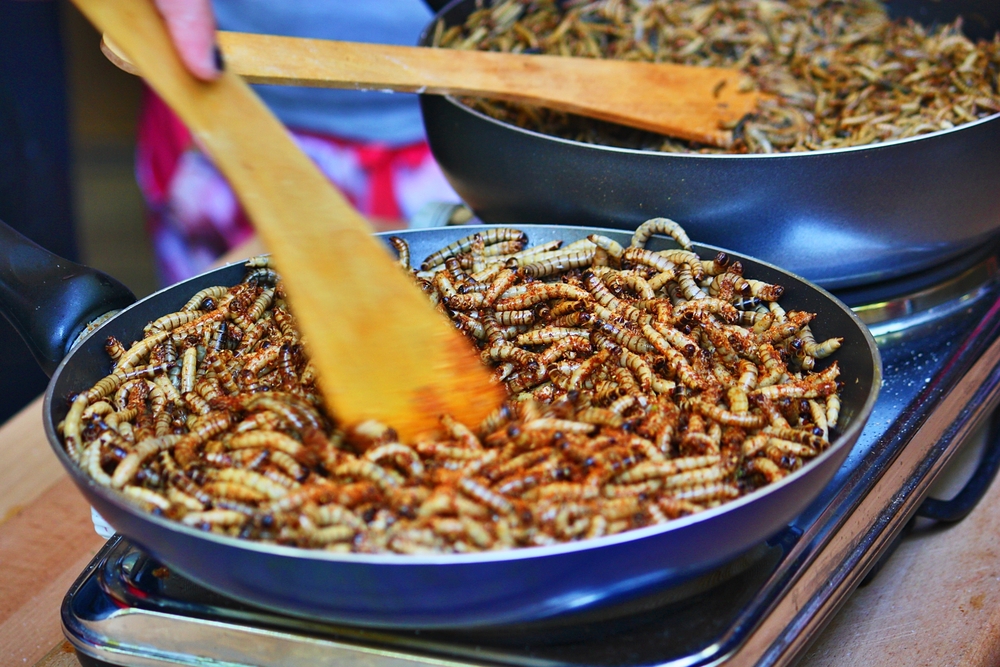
[102, 30, 762, 148]
[72, 0, 505, 440]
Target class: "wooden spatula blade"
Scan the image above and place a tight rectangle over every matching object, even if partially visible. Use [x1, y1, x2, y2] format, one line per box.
[103, 29, 762, 148]
[269, 226, 505, 438]
[76, 0, 505, 439]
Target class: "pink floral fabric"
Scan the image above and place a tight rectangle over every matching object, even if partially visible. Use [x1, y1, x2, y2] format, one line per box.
[135, 89, 459, 285]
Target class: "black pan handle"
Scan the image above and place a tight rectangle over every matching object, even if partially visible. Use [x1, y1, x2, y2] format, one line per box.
[860, 407, 1000, 587]
[0, 218, 135, 377]
[915, 406, 1000, 523]
[422, 0, 453, 13]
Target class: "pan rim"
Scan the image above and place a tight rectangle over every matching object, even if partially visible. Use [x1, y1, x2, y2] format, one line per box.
[43, 225, 882, 567]
[432, 93, 1000, 161]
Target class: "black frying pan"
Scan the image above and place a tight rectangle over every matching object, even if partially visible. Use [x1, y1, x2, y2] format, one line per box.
[0, 219, 880, 629]
[418, 0, 1000, 290]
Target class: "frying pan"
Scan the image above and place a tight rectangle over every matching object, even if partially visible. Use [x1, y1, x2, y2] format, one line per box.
[0, 220, 880, 629]
[418, 0, 1000, 290]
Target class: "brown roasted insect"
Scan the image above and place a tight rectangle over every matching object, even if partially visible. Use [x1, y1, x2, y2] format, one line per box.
[62, 220, 844, 554]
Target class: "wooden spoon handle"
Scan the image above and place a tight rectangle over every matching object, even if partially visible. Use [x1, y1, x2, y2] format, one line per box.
[103, 30, 760, 147]
[76, 0, 503, 438]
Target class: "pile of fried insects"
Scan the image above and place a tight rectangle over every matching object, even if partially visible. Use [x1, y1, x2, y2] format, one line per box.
[60, 219, 843, 554]
[434, 0, 1000, 154]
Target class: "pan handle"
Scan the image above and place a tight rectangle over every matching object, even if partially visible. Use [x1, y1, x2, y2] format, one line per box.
[914, 406, 1000, 523]
[422, 0, 453, 12]
[0, 218, 135, 377]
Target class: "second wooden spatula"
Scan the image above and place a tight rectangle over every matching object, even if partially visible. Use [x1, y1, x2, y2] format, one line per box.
[73, 0, 506, 439]
[103, 30, 763, 148]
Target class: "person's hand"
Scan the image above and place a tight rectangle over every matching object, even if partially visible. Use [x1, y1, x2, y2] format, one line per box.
[153, 0, 219, 81]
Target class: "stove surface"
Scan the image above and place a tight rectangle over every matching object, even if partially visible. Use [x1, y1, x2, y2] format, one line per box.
[69, 535, 788, 667]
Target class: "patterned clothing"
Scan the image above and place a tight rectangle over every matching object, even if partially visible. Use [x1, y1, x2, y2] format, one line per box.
[135, 0, 459, 284]
[135, 91, 459, 285]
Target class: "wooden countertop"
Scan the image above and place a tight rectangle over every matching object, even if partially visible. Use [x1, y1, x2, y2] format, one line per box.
[2, 239, 999, 666]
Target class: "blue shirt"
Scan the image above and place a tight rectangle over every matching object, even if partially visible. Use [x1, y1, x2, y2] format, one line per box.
[214, 1, 434, 145]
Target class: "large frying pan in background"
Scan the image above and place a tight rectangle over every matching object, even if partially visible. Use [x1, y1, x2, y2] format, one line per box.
[0, 218, 881, 628]
[418, 0, 1000, 289]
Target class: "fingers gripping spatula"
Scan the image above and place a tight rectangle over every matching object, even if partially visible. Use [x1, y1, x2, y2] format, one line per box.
[72, 0, 505, 439]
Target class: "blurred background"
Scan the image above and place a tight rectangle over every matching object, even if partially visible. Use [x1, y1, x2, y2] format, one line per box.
[61, 0, 155, 298]
[1, 0, 154, 424]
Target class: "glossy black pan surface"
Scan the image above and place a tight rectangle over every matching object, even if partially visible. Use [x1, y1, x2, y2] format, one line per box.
[418, 0, 1000, 290]
[39, 225, 881, 629]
